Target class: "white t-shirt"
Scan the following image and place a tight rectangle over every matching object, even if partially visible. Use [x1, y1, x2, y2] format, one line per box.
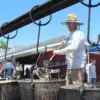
[54, 29, 86, 69]
[16, 65, 23, 71]
[86, 63, 96, 79]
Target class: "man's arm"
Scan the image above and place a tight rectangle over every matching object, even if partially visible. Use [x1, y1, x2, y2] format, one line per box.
[54, 31, 84, 55]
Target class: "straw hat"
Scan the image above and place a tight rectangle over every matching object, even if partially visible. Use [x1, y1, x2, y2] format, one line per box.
[61, 13, 83, 25]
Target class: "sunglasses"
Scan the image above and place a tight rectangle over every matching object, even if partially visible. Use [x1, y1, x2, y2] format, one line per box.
[66, 22, 74, 25]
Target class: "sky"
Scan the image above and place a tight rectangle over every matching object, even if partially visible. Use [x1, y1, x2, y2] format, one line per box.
[0, 0, 100, 47]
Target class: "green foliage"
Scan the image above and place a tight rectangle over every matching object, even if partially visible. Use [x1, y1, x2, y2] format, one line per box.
[0, 40, 7, 49]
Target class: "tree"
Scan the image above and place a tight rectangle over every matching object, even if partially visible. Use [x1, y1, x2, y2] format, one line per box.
[0, 40, 7, 49]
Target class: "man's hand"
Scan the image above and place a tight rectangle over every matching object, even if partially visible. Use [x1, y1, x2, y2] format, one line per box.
[53, 50, 57, 54]
[61, 40, 66, 45]
[49, 50, 57, 62]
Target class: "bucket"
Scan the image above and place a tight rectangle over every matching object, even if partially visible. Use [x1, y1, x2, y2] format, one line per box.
[0, 80, 20, 100]
[19, 79, 65, 100]
[58, 83, 100, 100]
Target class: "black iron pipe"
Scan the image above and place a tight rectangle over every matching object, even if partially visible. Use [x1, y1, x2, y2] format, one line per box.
[0, 0, 80, 36]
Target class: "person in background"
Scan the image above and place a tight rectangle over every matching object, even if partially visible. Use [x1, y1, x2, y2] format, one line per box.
[4, 61, 16, 80]
[25, 68, 30, 78]
[86, 59, 96, 83]
[53, 13, 86, 84]
[0, 64, 5, 78]
[29, 63, 35, 78]
[84, 69, 87, 83]
[0, 70, 2, 79]
[16, 62, 22, 79]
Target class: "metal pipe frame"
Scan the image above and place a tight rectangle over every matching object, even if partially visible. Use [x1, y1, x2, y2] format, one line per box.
[0, 0, 80, 36]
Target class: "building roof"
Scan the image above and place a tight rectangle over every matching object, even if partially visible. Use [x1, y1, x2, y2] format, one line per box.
[0, 34, 67, 62]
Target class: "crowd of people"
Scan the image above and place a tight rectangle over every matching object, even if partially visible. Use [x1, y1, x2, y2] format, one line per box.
[0, 62, 47, 80]
[0, 61, 31, 80]
[0, 59, 97, 83]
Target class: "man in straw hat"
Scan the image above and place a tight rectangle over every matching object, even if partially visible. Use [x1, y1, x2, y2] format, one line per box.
[53, 13, 86, 84]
